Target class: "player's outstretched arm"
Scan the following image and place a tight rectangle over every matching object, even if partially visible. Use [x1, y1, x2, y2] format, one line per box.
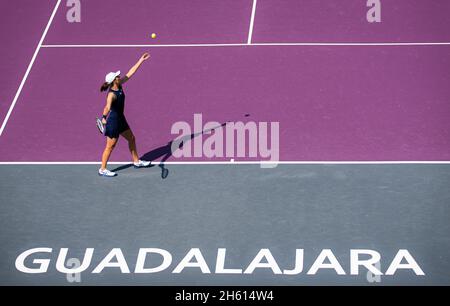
[121, 53, 150, 84]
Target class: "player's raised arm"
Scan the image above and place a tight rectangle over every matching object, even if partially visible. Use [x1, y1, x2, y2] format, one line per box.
[120, 53, 150, 84]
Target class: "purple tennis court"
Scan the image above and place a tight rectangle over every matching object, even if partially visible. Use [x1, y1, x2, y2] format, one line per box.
[1, 0, 450, 287]
[0, 0, 449, 161]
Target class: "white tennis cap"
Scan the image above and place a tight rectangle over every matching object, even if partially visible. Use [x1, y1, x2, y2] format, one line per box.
[105, 70, 120, 84]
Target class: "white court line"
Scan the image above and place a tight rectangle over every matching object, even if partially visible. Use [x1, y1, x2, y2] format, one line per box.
[0, 161, 449, 165]
[41, 42, 450, 48]
[247, 0, 258, 44]
[42, 43, 248, 48]
[255, 42, 450, 46]
[0, 0, 61, 137]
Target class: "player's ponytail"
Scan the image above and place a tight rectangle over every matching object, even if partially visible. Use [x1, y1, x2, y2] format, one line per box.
[100, 82, 110, 92]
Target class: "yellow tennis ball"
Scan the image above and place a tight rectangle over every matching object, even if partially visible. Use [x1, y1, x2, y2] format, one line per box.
[151, 33, 156, 39]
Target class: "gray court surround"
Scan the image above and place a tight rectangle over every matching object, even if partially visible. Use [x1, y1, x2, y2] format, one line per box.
[0, 164, 449, 285]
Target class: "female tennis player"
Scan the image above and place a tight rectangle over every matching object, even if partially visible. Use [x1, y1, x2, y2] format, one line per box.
[98, 53, 151, 177]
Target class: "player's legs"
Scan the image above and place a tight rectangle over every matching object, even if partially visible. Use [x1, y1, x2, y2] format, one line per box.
[121, 129, 139, 163]
[101, 137, 119, 170]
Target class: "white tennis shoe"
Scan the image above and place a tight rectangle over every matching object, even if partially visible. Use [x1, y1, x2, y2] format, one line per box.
[98, 169, 117, 177]
[134, 160, 151, 168]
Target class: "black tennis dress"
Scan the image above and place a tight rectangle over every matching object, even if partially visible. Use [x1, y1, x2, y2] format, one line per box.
[104, 88, 130, 138]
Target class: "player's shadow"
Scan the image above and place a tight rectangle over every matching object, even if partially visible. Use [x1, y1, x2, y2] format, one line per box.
[111, 122, 227, 179]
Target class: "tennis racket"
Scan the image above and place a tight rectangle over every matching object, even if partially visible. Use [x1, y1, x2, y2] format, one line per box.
[96, 117, 105, 135]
